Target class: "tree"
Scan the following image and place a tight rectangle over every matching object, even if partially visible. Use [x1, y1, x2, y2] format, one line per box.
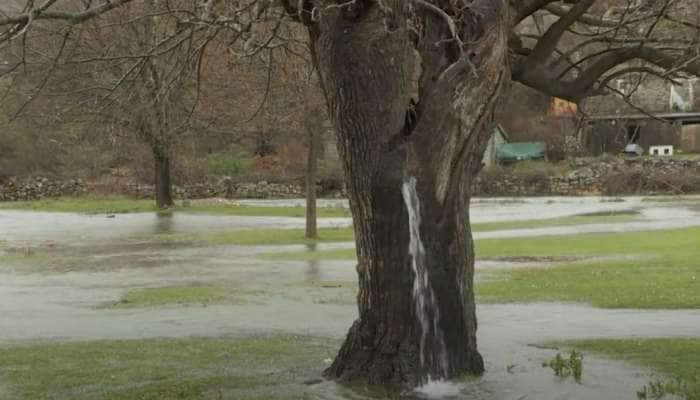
[1, 0, 699, 390]
[67, 1, 207, 208]
[304, 107, 322, 239]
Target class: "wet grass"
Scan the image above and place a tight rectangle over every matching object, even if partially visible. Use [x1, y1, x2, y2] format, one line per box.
[0, 335, 339, 400]
[565, 338, 700, 382]
[238, 212, 638, 250]
[0, 196, 350, 217]
[475, 227, 700, 308]
[105, 281, 358, 308]
[292, 280, 358, 305]
[264, 227, 700, 309]
[470, 210, 638, 232]
[263, 248, 356, 261]
[475, 226, 699, 259]
[642, 195, 700, 203]
[153, 226, 355, 246]
[106, 285, 259, 308]
[183, 204, 350, 218]
[476, 254, 700, 308]
[561, 339, 700, 399]
[0, 252, 50, 268]
[0, 196, 159, 214]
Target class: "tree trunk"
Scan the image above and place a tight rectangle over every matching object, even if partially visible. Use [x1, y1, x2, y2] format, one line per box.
[305, 124, 319, 239]
[153, 144, 174, 209]
[308, 0, 509, 389]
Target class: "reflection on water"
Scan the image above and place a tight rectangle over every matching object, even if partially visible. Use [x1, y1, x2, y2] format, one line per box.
[153, 212, 175, 235]
[306, 243, 322, 281]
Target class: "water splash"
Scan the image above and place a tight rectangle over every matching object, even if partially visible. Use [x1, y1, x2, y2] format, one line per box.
[401, 176, 449, 380]
[413, 378, 464, 399]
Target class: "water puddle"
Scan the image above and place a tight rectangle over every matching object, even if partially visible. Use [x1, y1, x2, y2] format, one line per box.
[2, 197, 700, 399]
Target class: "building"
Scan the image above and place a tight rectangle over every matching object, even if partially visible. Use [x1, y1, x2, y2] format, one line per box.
[581, 72, 700, 155]
[483, 125, 509, 167]
[582, 112, 700, 155]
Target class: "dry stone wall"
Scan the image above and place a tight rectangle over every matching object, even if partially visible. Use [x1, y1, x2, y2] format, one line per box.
[2, 158, 700, 201]
[0, 177, 344, 201]
[474, 158, 700, 196]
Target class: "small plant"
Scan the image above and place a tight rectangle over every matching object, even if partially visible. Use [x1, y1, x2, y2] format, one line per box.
[204, 149, 253, 177]
[637, 375, 700, 400]
[543, 349, 583, 383]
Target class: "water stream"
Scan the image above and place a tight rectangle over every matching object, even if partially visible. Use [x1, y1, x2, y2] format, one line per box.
[402, 177, 449, 381]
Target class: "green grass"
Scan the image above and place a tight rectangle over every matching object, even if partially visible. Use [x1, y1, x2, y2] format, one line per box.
[107, 285, 258, 308]
[566, 339, 700, 382]
[475, 227, 700, 308]
[0, 196, 637, 224]
[154, 226, 355, 246]
[475, 226, 698, 259]
[0, 335, 339, 400]
[264, 227, 700, 309]
[0, 196, 159, 214]
[562, 339, 700, 399]
[0, 196, 350, 217]
[471, 210, 638, 232]
[642, 196, 700, 203]
[0, 252, 50, 269]
[262, 248, 356, 261]
[231, 212, 636, 249]
[203, 149, 253, 176]
[182, 204, 350, 218]
[475, 255, 700, 308]
[266, 226, 700, 261]
[104, 282, 358, 309]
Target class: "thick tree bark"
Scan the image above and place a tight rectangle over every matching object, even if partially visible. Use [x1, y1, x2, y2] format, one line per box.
[305, 126, 319, 239]
[308, 0, 509, 389]
[153, 144, 174, 209]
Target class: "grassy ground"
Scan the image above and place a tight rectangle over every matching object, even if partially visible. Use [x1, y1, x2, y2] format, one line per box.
[106, 285, 257, 308]
[150, 211, 638, 247]
[562, 339, 700, 399]
[152, 227, 355, 246]
[0, 195, 638, 223]
[476, 227, 700, 308]
[265, 227, 700, 309]
[642, 195, 700, 203]
[475, 254, 700, 308]
[0, 196, 350, 218]
[270, 226, 698, 261]
[470, 210, 638, 232]
[104, 281, 359, 309]
[0, 335, 339, 400]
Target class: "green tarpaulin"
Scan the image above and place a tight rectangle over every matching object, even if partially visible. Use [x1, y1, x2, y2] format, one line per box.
[496, 142, 546, 162]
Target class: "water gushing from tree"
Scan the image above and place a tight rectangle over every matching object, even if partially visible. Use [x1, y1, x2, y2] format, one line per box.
[402, 176, 449, 381]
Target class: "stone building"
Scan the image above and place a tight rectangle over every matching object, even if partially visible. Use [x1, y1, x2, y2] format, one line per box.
[577, 0, 700, 156]
[581, 76, 700, 155]
[513, 0, 700, 157]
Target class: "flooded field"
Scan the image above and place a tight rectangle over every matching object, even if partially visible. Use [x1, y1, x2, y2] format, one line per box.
[1, 196, 699, 399]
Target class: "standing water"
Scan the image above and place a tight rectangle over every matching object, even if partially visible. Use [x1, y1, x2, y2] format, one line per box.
[402, 177, 450, 381]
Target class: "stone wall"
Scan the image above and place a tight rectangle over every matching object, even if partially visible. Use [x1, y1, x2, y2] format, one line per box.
[0, 177, 88, 201]
[125, 180, 314, 200]
[0, 177, 344, 201]
[475, 158, 700, 197]
[2, 158, 700, 201]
